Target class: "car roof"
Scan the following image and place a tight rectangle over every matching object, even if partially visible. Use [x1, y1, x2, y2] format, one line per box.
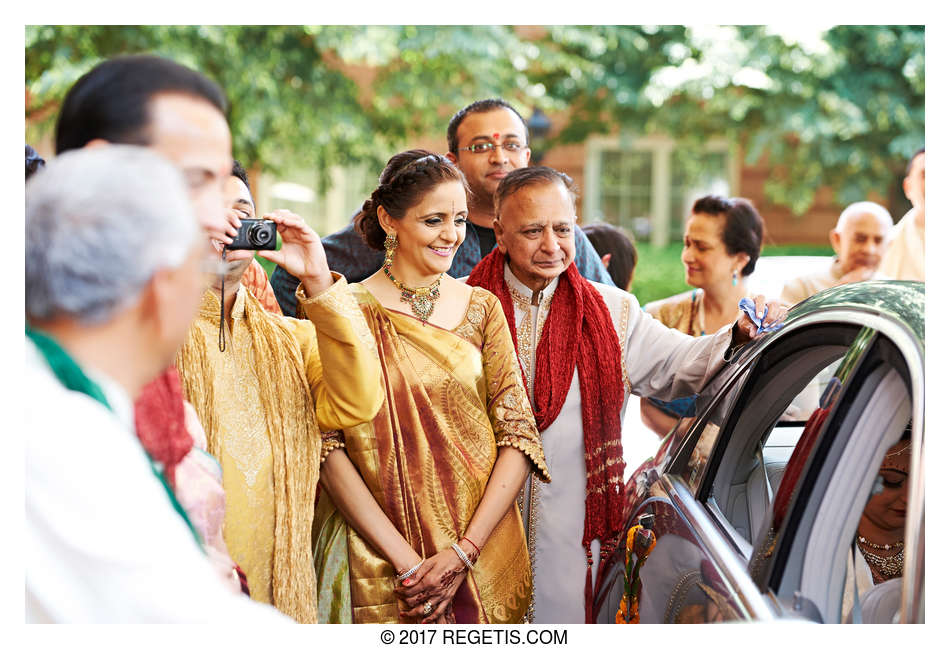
[786, 280, 924, 346]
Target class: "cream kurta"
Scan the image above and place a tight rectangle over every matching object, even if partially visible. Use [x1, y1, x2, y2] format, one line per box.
[178, 276, 383, 622]
[503, 265, 734, 623]
[880, 209, 925, 281]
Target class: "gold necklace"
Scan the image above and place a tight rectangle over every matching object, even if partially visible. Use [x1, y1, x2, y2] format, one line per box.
[857, 543, 904, 579]
[383, 266, 442, 322]
[857, 535, 904, 551]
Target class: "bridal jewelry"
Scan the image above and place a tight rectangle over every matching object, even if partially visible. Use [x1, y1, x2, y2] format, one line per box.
[856, 535, 904, 579]
[857, 535, 904, 551]
[383, 232, 442, 322]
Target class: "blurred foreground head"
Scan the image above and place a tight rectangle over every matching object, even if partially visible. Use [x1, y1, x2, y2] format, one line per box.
[26, 145, 209, 393]
[54, 55, 233, 248]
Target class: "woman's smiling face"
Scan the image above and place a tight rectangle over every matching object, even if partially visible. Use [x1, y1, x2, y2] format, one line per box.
[383, 180, 468, 278]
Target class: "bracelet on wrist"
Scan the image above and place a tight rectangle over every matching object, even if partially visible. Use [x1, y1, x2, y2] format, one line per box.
[396, 559, 423, 581]
[461, 536, 481, 555]
[451, 543, 475, 571]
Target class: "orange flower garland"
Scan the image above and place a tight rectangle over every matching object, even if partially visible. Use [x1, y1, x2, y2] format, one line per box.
[616, 514, 656, 624]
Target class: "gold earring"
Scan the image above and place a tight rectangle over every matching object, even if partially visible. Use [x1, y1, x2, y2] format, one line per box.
[383, 232, 398, 270]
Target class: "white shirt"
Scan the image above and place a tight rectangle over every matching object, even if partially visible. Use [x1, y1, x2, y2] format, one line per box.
[880, 209, 925, 281]
[503, 265, 733, 623]
[25, 338, 288, 623]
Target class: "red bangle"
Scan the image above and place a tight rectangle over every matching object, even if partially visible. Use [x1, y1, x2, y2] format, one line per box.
[462, 536, 481, 554]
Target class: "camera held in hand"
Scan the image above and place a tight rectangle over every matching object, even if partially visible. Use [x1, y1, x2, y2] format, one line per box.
[226, 218, 278, 251]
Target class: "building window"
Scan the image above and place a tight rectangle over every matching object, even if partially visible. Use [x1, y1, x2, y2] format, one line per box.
[584, 136, 734, 246]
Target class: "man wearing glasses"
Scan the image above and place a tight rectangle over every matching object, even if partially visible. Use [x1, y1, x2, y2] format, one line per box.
[269, 98, 613, 316]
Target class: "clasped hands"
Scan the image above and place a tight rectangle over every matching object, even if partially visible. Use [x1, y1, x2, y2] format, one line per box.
[394, 540, 478, 624]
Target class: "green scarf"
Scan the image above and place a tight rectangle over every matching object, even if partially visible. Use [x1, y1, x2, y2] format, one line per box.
[26, 325, 203, 550]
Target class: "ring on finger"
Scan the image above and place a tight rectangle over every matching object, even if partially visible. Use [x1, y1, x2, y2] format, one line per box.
[422, 600, 433, 616]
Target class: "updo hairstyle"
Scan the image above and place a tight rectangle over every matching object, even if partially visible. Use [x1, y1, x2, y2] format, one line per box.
[354, 149, 468, 250]
[691, 195, 764, 276]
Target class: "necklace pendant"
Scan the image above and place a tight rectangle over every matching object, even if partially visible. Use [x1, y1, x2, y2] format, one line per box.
[385, 269, 443, 323]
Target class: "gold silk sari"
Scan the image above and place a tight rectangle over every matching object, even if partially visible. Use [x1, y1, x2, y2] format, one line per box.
[314, 285, 549, 624]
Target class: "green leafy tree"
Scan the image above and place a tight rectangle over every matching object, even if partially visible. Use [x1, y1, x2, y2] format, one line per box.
[26, 25, 923, 216]
[531, 25, 924, 215]
[26, 25, 541, 185]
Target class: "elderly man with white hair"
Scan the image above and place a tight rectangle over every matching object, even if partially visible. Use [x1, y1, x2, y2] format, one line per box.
[25, 146, 287, 623]
[466, 165, 787, 623]
[780, 201, 893, 306]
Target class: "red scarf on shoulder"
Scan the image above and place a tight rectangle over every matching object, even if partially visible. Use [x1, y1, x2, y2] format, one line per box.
[468, 249, 625, 622]
[133, 366, 193, 489]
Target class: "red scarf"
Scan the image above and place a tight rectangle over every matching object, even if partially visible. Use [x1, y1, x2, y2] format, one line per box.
[133, 366, 193, 489]
[468, 249, 626, 622]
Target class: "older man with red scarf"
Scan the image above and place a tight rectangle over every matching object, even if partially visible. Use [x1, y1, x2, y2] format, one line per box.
[467, 166, 785, 623]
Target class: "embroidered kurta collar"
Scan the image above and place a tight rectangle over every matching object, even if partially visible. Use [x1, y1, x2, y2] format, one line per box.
[198, 284, 248, 321]
[504, 264, 559, 307]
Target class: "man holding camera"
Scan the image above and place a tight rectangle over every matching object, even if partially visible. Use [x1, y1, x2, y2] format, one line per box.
[174, 162, 383, 623]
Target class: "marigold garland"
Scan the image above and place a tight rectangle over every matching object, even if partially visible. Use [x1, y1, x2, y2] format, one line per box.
[616, 514, 657, 624]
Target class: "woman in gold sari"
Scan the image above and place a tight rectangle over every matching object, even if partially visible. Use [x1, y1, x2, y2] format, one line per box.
[313, 150, 549, 624]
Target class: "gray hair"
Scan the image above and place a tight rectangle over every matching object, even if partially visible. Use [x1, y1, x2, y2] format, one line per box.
[26, 145, 199, 324]
[835, 201, 893, 232]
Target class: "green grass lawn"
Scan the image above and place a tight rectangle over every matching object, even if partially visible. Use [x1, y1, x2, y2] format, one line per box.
[630, 243, 833, 306]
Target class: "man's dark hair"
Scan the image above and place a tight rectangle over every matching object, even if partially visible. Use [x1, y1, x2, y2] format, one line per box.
[495, 165, 578, 215]
[25, 144, 45, 180]
[232, 159, 251, 193]
[906, 147, 925, 176]
[582, 222, 638, 290]
[446, 98, 528, 155]
[691, 195, 764, 276]
[55, 55, 228, 154]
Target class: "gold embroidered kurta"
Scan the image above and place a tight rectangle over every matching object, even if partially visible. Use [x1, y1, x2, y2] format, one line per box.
[177, 277, 383, 623]
[313, 285, 549, 624]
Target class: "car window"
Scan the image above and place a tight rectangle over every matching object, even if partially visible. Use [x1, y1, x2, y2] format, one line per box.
[673, 364, 752, 494]
[681, 325, 865, 554]
[705, 348, 848, 549]
[709, 355, 844, 546]
[757, 331, 920, 623]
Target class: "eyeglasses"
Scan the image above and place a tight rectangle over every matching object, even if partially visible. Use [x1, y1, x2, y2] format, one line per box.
[458, 141, 527, 155]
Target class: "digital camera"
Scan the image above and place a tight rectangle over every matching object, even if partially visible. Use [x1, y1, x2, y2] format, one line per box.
[226, 218, 278, 251]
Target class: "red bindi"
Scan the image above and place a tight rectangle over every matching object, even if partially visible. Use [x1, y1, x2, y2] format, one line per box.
[492, 133, 500, 141]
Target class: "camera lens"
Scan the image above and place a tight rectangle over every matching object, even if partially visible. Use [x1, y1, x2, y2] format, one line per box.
[248, 222, 274, 246]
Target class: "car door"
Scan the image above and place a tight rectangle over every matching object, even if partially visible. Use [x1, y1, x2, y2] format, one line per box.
[603, 316, 901, 623]
[746, 321, 923, 624]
